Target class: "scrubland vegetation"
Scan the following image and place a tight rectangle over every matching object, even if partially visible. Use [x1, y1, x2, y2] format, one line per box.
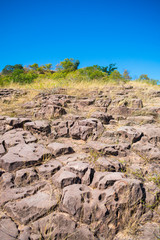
[0, 58, 159, 88]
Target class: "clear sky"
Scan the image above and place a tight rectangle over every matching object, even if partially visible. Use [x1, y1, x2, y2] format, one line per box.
[1, 0, 160, 80]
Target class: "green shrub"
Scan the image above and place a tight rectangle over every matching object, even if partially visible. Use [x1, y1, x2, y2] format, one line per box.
[51, 71, 68, 79]
[136, 74, 158, 85]
[2, 64, 23, 75]
[0, 75, 12, 86]
[78, 66, 107, 80]
[11, 69, 38, 84]
[56, 58, 80, 73]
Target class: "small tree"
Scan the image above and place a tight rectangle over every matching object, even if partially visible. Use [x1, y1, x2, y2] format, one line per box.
[56, 58, 80, 72]
[123, 69, 132, 80]
[139, 74, 150, 81]
[45, 63, 52, 71]
[101, 64, 117, 75]
[29, 63, 39, 71]
[109, 70, 122, 80]
[2, 64, 23, 75]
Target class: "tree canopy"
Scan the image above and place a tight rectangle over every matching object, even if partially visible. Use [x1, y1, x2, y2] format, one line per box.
[56, 58, 80, 72]
[2, 64, 23, 75]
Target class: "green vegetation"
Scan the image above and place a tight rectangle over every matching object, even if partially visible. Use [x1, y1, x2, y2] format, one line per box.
[0, 58, 159, 87]
[136, 74, 158, 85]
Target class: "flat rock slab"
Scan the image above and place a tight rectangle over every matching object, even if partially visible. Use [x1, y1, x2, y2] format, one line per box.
[0, 143, 51, 171]
[0, 217, 18, 240]
[136, 124, 160, 144]
[52, 169, 81, 188]
[1, 129, 37, 149]
[48, 142, 74, 156]
[30, 212, 77, 240]
[0, 143, 5, 156]
[5, 117, 31, 128]
[4, 187, 59, 225]
[83, 141, 118, 156]
[91, 111, 112, 124]
[132, 141, 160, 161]
[56, 153, 89, 164]
[117, 126, 143, 144]
[24, 120, 51, 135]
[96, 157, 124, 172]
[0, 181, 46, 206]
[69, 118, 104, 141]
[65, 161, 90, 177]
[98, 172, 125, 189]
[14, 167, 39, 186]
[37, 159, 62, 179]
[61, 179, 143, 235]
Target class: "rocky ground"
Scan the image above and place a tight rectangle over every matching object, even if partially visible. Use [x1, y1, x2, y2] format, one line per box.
[0, 85, 160, 240]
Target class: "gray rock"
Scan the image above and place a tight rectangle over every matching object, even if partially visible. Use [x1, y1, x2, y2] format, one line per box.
[132, 140, 160, 161]
[52, 170, 81, 188]
[15, 168, 39, 186]
[37, 159, 62, 179]
[2, 129, 37, 149]
[69, 119, 104, 141]
[91, 111, 112, 124]
[96, 156, 124, 172]
[98, 172, 125, 189]
[0, 217, 18, 240]
[77, 99, 95, 107]
[83, 141, 118, 156]
[136, 124, 160, 144]
[65, 161, 90, 177]
[48, 142, 74, 156]
[1, 172, 15, 189]
[95, 98, 112, 108]
[24, 120, 51, 135]
[0, 181, 46, 206]
[30, 212, 76, 240]
[138, 222, 160, 240]
[131, 99, 143, 108]
[4, 187, 60, 225]
[0, 143, 51, 171]
[0, 143, 6, 156]
[117, 126, 143, 144]
[5, 117, 31, 128]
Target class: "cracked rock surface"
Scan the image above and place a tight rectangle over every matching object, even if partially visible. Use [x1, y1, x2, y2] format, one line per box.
[0, 86, 160, 240]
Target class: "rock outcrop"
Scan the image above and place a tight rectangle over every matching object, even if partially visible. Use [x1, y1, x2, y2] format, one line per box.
[0, 85, 160, 240]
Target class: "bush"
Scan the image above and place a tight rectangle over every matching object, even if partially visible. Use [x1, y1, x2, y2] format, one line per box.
[79, 66, 106, 80]
[56, 58, 80, 73]
[0, 75, 12, 86]
[51, 71, 68, 79]
[11, 69, 38, 84]
[2, 64, 23, 75]
[137, 74, 158, 85]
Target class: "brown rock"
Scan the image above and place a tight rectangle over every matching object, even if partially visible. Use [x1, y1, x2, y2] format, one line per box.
[52, 169, 81, 188]
[48, 142, 74, 156]
[0, 143, 51, 171]
[4, 187, 60, 225]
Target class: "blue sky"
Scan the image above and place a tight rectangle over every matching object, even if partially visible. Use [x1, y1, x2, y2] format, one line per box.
[1, 0, 160, 80]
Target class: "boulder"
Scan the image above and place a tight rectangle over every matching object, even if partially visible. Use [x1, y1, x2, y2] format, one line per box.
[52, 169, 81, 188]
[37, 159, 62, 179]
[0, 217, 18, 240]
[24, 120, 51, 135]
[0, 143, 51, 171]
[48, 142, 74, 156]
[91, 111, 113, 124]
[1, 129, 37, 149]
[30, 213, 77, 240]
[96, 157, 124, 172]
[15, 168, 39, 186]
[117, 126, 143, 144]
[4, 187, 60, 225]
